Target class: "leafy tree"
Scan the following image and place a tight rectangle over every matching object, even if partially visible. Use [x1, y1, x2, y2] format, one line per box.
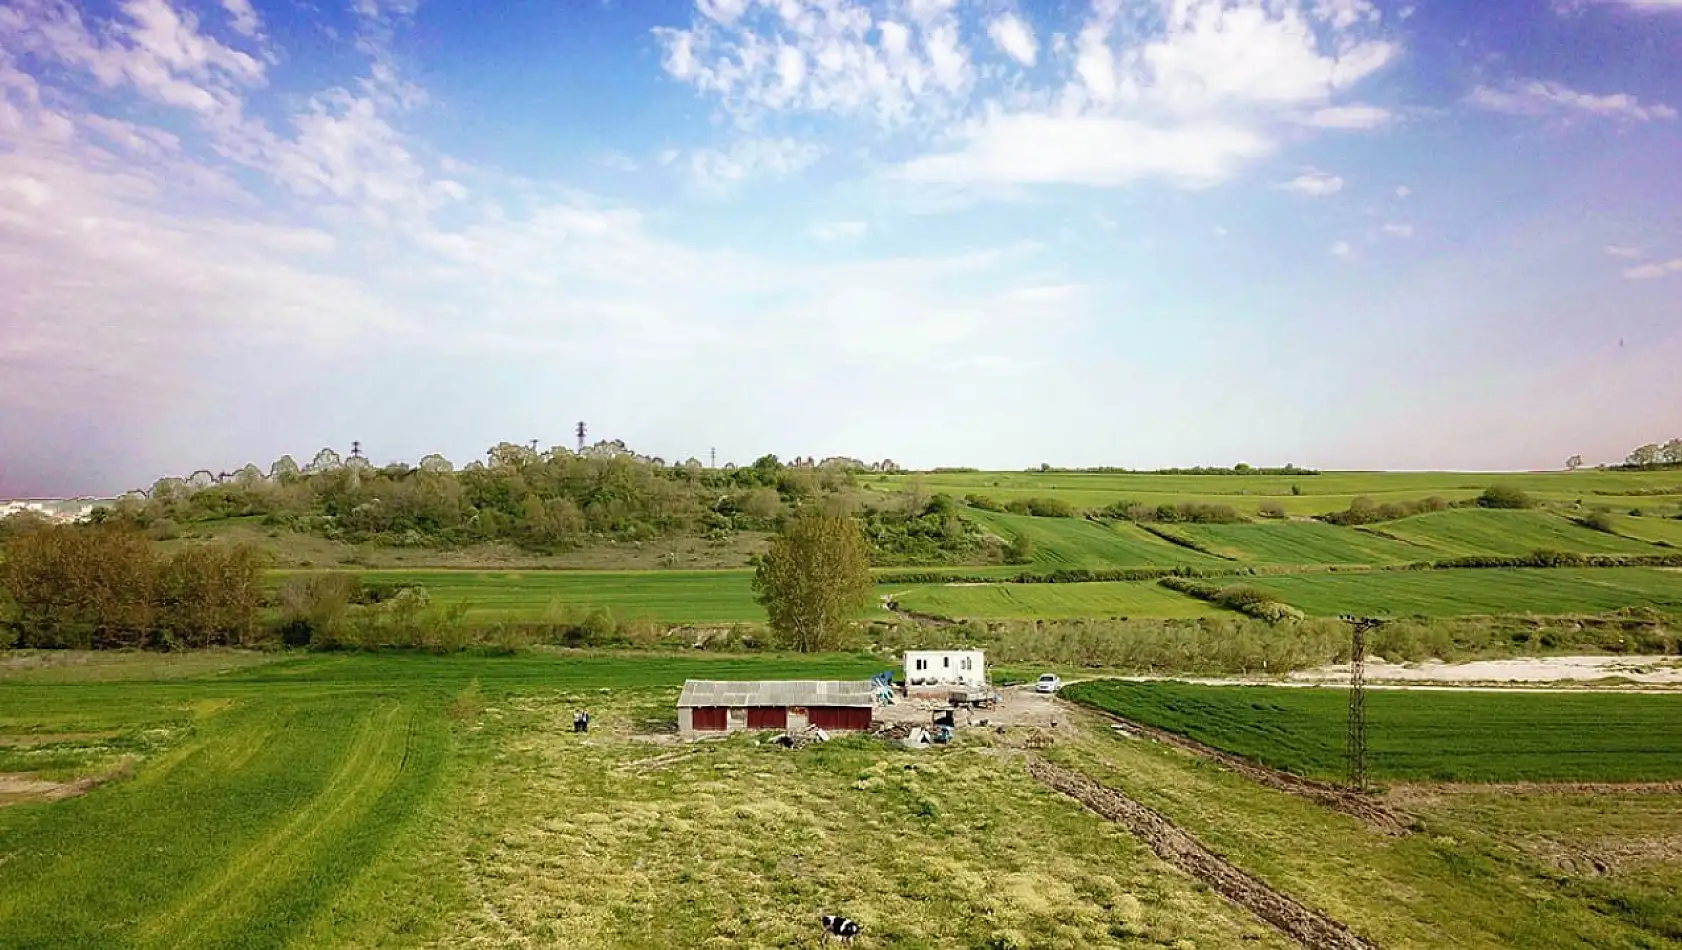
[1627, 444, 1662, 468]
[1565, 455, 1584, 471]
[1663, 439, 1682, 466]
[752, 509, 873, 652]
[1005, 531, 1035, 565]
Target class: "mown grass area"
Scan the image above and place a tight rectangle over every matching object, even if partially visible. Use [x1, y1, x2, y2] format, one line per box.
[270, 568, 772, 624]
[1243, 567, 1682, 618]
[1168, 520, 1432, 565]
[1064, 679, 1682, 783]
[1610, 514, 1682, 548]
[0, 652, 1287, 949]
[965, 508, 1226, 568]
[892, 581, 1220, 620]
[1358, 509, 1661, 558]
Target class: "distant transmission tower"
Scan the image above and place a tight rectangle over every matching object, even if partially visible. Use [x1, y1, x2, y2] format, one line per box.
[350, 440, 363, 460]
[710, 447, 716, 469]
[529, 438, 539, 452]
[576, 421, 587, 454]
[1340, 615, 1385, 792]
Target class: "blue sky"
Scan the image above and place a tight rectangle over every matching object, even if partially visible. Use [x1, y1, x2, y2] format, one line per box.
[2, 0, 1680, 495]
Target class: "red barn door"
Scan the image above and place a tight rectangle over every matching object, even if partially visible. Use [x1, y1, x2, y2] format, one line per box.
[746, 707, 788, 730]
[690, 707, 727, 731]
[808, 707, 872, 731]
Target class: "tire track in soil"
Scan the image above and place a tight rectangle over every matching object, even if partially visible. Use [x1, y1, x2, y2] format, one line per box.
[1076, 704, 1410, 834]
[1027, 758, 1380, 950]
[134, 702, 409, 950]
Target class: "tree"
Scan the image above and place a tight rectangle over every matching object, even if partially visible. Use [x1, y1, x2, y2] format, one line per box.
[1005, 531, 1035, 564]
[1477, 485, 1533, 509]
[1627, 444, 1662, 468]
[752, 509, 873, 652]
[1565, 455, 1583, 471]
[1663, 439, 1682, 466]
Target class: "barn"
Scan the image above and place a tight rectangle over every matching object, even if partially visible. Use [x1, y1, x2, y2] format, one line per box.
[676, 680, 875, 736]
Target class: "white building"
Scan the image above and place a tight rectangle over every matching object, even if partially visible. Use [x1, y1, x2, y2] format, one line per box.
[904, 649, 986, 695]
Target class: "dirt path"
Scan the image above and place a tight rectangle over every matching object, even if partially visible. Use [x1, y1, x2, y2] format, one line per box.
[1073, 703, 1411, 833]
[1027, 759, 1380, 950]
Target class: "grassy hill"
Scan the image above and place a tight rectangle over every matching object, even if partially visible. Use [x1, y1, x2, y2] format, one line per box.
[964, 509, 1226, 569]
[1358, 509, 1662, 558]
[1242, 567, 1682, 618]
[1166, 520, 1433, 565]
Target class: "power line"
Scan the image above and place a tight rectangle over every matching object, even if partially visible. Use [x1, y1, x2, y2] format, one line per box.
[1339, 615, 1385, 792]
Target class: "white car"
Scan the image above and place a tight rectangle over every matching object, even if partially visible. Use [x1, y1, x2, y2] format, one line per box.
[1035, 673, 1062, 694]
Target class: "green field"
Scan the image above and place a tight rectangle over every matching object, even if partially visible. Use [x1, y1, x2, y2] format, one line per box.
[1168, 520, 1433, 565]
[1358, 510, 1662, 558]
[0, 652, 1294, 950]
[893, 581, 1220, 620]
[877, 469, 1682, 517]
[1064, 679, 1682, 782]
[965, 509, 1226, 568]
[273, 568, 769, 623]
[1244, 567, 1682, 617]
[1610, 514, 1682, 548]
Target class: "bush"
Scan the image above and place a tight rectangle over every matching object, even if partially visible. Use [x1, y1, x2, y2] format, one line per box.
[1005, 532, 1035, 565]
[1578, 511, 1617, 534]
[1257, 501, 1287, 519]
[964, 493, 1004, 512]
[1477, 485, 1534, 509]
[1024, 497, 1077, 518]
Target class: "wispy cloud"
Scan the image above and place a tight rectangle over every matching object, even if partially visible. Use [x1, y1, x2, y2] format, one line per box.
[986, 13, 1037, 67]
[1395, 185, 1411, 198]
[1276, 169, 1345, 196]
[1625, 258, 1682, 280]
[1382, 223, 1414, 238]
[809, 220, 869, 242]
[1605, 244, 1643, 258]
[1330, 240, 1354, 259]
[1300, 104, 1392, 129]
[1468, 79, 1677, 122]
[686, 137, 823, 195]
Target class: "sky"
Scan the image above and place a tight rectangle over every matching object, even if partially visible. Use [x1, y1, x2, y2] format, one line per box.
[2, 0, 1680, 495]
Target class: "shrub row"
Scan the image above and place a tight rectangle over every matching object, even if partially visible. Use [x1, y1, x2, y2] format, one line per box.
[875, 566, 1208, 586]
[1414, 551, 1682, 570]
[1158, 576, 1305, 623]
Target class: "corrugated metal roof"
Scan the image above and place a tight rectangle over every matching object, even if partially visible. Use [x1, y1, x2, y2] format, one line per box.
[677, 679, 876, 708]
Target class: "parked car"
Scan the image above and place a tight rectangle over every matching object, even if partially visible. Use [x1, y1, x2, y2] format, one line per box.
[1035, 673, 1061, 693]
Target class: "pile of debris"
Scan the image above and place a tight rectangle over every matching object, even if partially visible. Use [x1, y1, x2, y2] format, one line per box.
[769, 726, 831, 749]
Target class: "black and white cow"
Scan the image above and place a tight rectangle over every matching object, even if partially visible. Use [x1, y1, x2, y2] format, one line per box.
[821, 914, 861, 946]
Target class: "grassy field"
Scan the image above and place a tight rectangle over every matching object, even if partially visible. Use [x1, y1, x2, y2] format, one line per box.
[892, 581, 1221, 620]
[1168, 520, 1433, 565]
[1243, 567, 1682, 617]
[1064, 679, 1682, 783]
[964, 509, 1226, 568]
[0, 652, 1292, 950]
[271, 568, 772, 624]
[1610, 514, 1682, 548]
[1359, 510, 1662, 558]
[872, 469, 1682, 517]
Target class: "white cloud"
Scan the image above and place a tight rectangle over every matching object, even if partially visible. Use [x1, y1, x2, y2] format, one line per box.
[219, 0, 261, 37]
[687, 137, 823, 194]
[1605, 245, 1642, 258]
[1625, 259, 1682, 280]
[1395, 185, 1411, 198]
[659, 1, 1401, 190]
[597, 150, 639, 172]
[1301, 104, 1391, 128]
[809, 219, 869, 241]
[894, 112, 1272, 188]
[1468, 80, 1677, 122]
[1609, 0, 1682, 9]
[987, 13, 1037, 67]
[1276, 169, 1344, 196]
[1330, 240, 1354, 259]
[1213, 224, 1228, 238]
[1381, 223, 1413, 238]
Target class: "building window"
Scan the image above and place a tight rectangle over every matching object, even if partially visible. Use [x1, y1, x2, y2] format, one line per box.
[915, 659, 927, 670]
[943, 657, 950, 668]
[961, 658, 972, 671]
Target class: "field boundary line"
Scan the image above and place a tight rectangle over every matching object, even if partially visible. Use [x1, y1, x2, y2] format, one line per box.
[1027, 758, 1381, 950]
[1066, 701, 1410, 833]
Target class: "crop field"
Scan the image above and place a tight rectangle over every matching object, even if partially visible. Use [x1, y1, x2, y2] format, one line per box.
[272, 568, 770, 623]
[1063, 679, 1682, 782]
[1358, 510, 1662, 558]
[964, 509, 1225, 568]
[1611, 514, 1682, 548]
[1243, 567, 1682, 617]
[892, 580, 1220, 620]
[1167, 520, 1432, 565]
